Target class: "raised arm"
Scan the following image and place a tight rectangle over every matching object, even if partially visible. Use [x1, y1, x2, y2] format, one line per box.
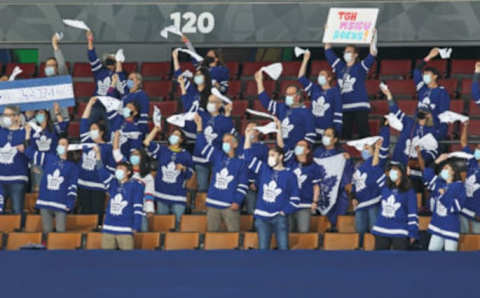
[172, 49, 180, 72]
[274, 117, 284, 148]
[254, 70, 265, 94]
[369, 29, 378, 57]
[143, 125, 161, 148]
[414, 48, 439, 88]
[82, 97, 97, 119]
[298, 50, 311, 78]
[52, 33, 68, 75]
[371, 138, 382, 167]
[461, 120, 468, 148]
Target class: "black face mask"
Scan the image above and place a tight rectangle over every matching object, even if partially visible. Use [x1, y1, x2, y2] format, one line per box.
[417, 111, 427, 120]
[205, 56, 215, 65]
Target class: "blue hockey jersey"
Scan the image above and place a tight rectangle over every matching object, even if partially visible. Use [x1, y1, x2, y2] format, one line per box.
[191, 56, 230, 94]
[0, 128, 28, 184]
[147, 142, 194, 205]
[236, 138, 269, 184]
[325, 48, 375, 111]
[121, 89, 150, 135]
[461, 146, 480, 220]
[88, 48, 126, 97]
[472, 74, 480, 106]
[423, 167, 466, 241]
[298, 76, 343, 136]
[285, 159, 323, 209]
[107, 110, 143, 159]
[25, 146, 79, 212]
[30, 121, 68, 153]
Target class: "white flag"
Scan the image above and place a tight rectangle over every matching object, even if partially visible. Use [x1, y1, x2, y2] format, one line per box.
[175, 48, 204, 62]
[63, 19, 91, 31]
[68, 143, 95, 151]
[153, 106, 162, 127]
[438, 111, 469, 124]
[115, 49, 125, 63]
[8, 66, 23, 81]
[260, 63, 283, 80]
[313, 153, 347, 215]
[97, 96, 122, 112]
[160, 25, 183, 39]
[294, 46, 309, 58]
[254, 122, 278, 135]
[439, 48, 452, 59]
[448, 151, 473, 160]
[246, 108, 275, 120]
[211, 87, 232, 104]
[385, 113, 403, 132]
[55, 32, 64, 41]
[347, 136, 382, 152]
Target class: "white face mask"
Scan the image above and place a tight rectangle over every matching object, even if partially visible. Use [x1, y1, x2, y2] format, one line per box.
[344, 52, 353, 63]
[317, 75, 327, 86]
[2, 116, 12, 128]
[207, 102, 217, 113]
[267, 156, 278, 168]
[322, 136, 332, 147]
[90, 129, 100, 140]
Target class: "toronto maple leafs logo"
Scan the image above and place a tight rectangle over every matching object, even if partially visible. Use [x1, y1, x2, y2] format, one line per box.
[419, 96, 436, 111]
[315, 165, 338, 211]
[47, 169, 64, 190]
[161, 161, 181, 184]
[204, 126, 218, 144]
[281, 117, 294, 139]
[381, 195, 401, 218]
[338, 74, 356, 94]
[353, 170, 367, 192]
[466, 174, 480, 198]
[263, 180, 282, 203]
[214, 168, 233, 190]
[36, 135, 52, 152]
[435, 198, 448, 217]
[97, 77, 112, 96]
[312, 96, 330, 117]
[110, 193, 128, 216]
[82, 149, 97, 171]
[0, 142, 17, 164]
[293, 168, 307, 189]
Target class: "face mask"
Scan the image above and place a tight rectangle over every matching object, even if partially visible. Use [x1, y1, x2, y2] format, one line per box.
[285, 95, 294, 106]
[90, 129, 99, 140]
[126, 79, 135, 89]
[56, 145, 66, 156]
[389, 169, 399, 182]
[115, 169, 125, 181]
[2, 116, 12, 128]
[294, 145, 304, 156]
[440, 169, 450, 181]
[194, 75, 205, 85]
[317, 75, 327, 86]
[35, 113, 46, 124]
[361, 149, 372, 160]
[44, 66, 55, 77]
[423, 74, 432, 85]
[417, 111, 427, 120]
[129, 155, 140, 166]
[322, 136, 332, 147]
[249, 134, 255, 141]
[344, 52, 353, 63]
[169, 135, 179, 145]
[207, 102, 217, 113]
[205, 56, 215, 65]
[122, 107, 132, 118]
[474, 149, 480, 160]
[222, 142, 231, 154]
[267, 156, 278, 168]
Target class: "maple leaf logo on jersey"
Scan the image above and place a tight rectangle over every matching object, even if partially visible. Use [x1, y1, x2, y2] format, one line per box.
[435, 198, 448, 217]
[353, 170, 367, 192]
[81, 149, 97, 171]
[47, 169, 64, 190]
[214, 168, 233, 190]
[110, 193, 128, 216]
[204, 126, 218, 144]
[97, 77, 111, 96]
[381, 195, 401, 218]
[293, 168, 307, 189]
[466, 174, 480, 197]
[161, 161, 181, 184]
[36, 135, 52, 152]
[419, 96, 436, 111]
[263, 180, 282, 203]
[312, 96, 330, 117]
[281, 117, 294, 139]
[0, 142, 17, 164]
[338, 74, 356, 94]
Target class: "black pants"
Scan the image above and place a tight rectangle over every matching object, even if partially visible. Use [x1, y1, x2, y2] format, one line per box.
[342, 110, 370, 139]
[374, 235, 409, 250]
[77, 187, 106, 220]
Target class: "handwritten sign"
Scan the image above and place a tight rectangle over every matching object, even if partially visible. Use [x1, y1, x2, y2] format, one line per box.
[323, 8, 379, 44]
[0, 75, 75, 112]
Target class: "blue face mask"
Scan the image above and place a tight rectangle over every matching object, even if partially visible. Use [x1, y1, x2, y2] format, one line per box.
[169, 135, 179, 145]
[294, 145, 304, 156]
[44, 66, 55, 77]
[474, 149, 480, 160]
[423, 74, 432, 85]
[389, 169, 399, 182]
[285, 95, 294, 106]
[317, 75, 327, 86]
[440, 169, 450, 181]
[35, 113, 46, 124]
[126, 79, 135, 89]
[122, 107, 132, 118]
[129, 155, 140, 166]
[115, 169, 125, 181]
[222, 142, 231, 153]
[361, 149, 372, 160]
[194, 75, 205, 85]
[56, 145, 66, 156]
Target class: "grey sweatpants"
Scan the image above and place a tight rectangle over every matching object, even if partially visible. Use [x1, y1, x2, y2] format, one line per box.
[40, 208, 67, 233]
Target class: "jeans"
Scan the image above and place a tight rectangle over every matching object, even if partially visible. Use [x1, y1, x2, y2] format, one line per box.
[355, 205, 379, 247]
[40, 208, 66, 233]
[141, 216, 149, 232]
[255, 215, 289, 250]
[245, 189, 257, 215]
[156, 200, 186, 230]
[195, 164, 211, 193]
[2, 183, 26, 214]
[428, 234, 458, 251]
[289, 208, 311, 233]
[460, 215, 480, 234]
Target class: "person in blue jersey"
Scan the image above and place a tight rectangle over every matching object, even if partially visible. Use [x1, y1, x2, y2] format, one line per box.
[372, 161, 418, 250]
[93, 145, 144, 250]
[313, 127, 354, 229]
[417, 150, 466, 251]
[24, 135, 79, 233]
[414, 48, 450, 139]
[0, 105, 28, 214]
[116, 72, 149, 135]
[182, 35, 230, 94]
[143, 124, 194, 230]
[457, 121, 480, 233]
[235, 122, 269, 215]
[351, 126, 390, 246]
[472, 62, 480, 106]
[193, 113, 248, 232]
[255, 70, 316, 163]
[77, 97, 116, 217]
[324, 30, 377, 139]
[297, 49, 343, 137]
[243, 122, 300, 250]
[27, 103, 69, 192]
